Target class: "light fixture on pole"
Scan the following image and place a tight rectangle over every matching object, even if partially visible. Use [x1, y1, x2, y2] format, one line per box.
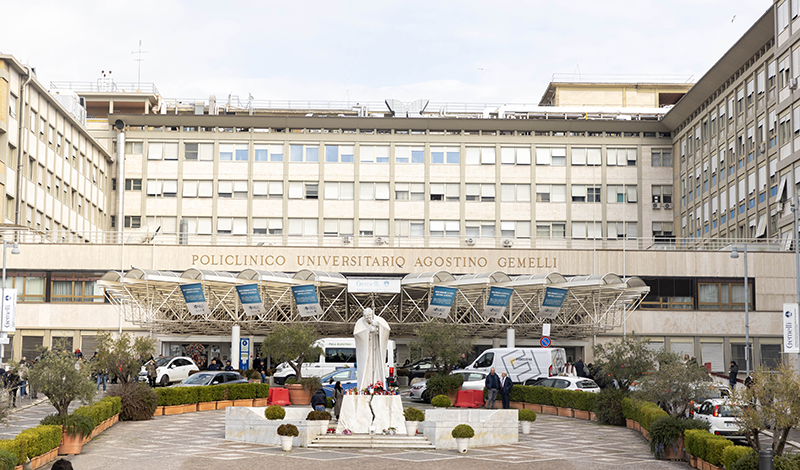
[1, 241, 20, 368]
[730, 245, 750, 377]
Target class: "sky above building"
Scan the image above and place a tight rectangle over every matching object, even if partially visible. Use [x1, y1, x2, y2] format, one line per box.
[0, 0, 773, 105]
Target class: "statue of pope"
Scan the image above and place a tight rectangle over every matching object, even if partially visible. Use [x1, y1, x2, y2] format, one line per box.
[354, 308, 390, 390]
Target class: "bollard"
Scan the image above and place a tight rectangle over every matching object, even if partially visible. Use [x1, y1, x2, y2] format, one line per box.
[758, 449, 773, 470]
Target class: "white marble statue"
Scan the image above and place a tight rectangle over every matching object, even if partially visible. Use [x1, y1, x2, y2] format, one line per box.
[354, 308, 390, 390]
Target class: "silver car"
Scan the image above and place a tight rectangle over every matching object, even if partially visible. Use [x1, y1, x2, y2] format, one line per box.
[172, 371, 247, 387]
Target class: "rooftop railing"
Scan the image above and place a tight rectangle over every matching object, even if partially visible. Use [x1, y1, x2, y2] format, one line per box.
[50, 80, 160, 96]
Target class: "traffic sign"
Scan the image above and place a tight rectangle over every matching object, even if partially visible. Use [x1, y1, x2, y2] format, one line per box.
[540, 336, 551, 348]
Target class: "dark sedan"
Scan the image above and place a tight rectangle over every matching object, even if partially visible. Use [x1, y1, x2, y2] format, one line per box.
[172, 371, 248, 387]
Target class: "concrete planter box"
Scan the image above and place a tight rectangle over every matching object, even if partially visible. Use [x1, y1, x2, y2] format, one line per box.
[422, 409, 517, 450]
[253, 398, 269, 406]
[216, 400, 233, 409]
[183, 404, 198, 413]
[198, 402, 217, 411]
[626, 419, 635, 429]
[154, 406, 164, 416]
[528, 404, 543, 413]
[509, 401, 525, 410]
[226, 407, 328, 447]
[573, 409, 591, 420]
[234, 399, 254, 407]
[164, 405, 184, 415]
[556, 407, 573, 417]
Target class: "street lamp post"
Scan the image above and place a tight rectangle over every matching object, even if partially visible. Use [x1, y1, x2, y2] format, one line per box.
[0, 241, 20, 368]
[730, 245, 750, 377]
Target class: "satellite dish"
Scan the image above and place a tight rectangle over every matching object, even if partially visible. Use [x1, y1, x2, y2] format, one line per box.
[114, 119, 125, 131]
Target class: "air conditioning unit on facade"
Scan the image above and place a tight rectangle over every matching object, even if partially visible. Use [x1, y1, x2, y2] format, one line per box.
[652, 202, 662, 209]
[502, 239, 513, 247]
[342, 235, 351, 244]
[663, 203, 673, 210]
[465, 237, 476, 246]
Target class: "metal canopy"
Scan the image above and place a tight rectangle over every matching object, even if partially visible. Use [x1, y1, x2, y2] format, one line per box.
[100, 269, 649, 339]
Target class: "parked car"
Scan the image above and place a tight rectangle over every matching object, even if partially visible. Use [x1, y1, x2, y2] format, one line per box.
[406, 358, 438, 380]
[173, 371, 247, 387]
[320, 367, 358, 397]
[408, 369, 488, 403]
[139, 356, 199, 386]
[690, 384, 731, 416]
[523, 376, 600, 393]
[693, 398, 744, 440]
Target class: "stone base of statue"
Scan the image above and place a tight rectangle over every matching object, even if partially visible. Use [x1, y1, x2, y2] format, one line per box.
[336, 395, 406, 435]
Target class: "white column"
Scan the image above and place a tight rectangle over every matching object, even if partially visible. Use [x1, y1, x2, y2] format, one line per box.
[506, 328, 515, 348]
[231, 324, 240, 369]
[492, 337, 501, 348]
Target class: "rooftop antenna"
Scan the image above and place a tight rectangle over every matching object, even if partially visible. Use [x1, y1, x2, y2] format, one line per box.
[131, 40, 148, 91]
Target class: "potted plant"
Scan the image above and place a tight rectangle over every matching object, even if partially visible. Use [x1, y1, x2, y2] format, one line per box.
[277, 424, 299, 452]
[451, 424, 474, 453]
[518, 409, 537, 435]
[40, 413, 92, 456]
[404, 407, 425, 436]
[264, 405, 286, 420]
[430, 395, 451, 408]
[261, 324, 322, 405]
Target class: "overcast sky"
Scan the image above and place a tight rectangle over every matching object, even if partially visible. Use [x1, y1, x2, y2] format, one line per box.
[0, 0, 774, 105]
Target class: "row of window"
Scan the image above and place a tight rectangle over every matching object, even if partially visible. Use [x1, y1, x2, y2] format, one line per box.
[640, 277, 754, 311]
[3, 274, 105, 303]
[130, 141, 667, 167]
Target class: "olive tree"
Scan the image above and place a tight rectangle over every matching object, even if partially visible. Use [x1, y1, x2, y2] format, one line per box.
[260, 323, 321, 381]
[92, 331, 156, 384]
[638, 350, 711, 417]
[592, 333, 657, 392]
[409, 322, 472, 375]
[27, 348, 96, 416]
[733, 363, 800, 456]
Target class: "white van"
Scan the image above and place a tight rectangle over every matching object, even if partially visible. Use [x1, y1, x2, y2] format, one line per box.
[465, 347, 567, 384]
[272, 338, 396, 385]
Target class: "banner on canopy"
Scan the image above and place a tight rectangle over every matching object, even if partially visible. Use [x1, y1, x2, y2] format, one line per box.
[292, 284, 324, 317]
[236, 284, 266, 316]
[482, 286, 513, 319]
[424, 286, 457, 319]
[180, 283, 211, 316]
[539, 287, 568, 319]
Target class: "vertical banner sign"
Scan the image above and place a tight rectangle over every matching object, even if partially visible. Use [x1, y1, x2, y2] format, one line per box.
[482, 286, 514, 318]
[1, 289, 17, 333]
[292, 285, 324, 317]
[784, 303, 800, 354]
[539, 287, 568, 319]
[236, 284, 266, 316]
[239, 338, 250, 370]
[180, 283, 211, 316]
[424, 286, 458, 318]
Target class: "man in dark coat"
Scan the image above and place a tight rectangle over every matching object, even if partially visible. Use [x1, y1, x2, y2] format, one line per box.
[499, 372, 513, 409]
[311, 389, 327, 412]
[485, 368, 501, 409]
[207, 358, 221, 371]
[728, 361, 739, 389]
[574, 357, 586, 378]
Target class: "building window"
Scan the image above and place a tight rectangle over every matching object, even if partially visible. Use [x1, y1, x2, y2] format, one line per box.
[607, 185, 638, 203]
[465, 183, 495, 202]
[51, 275, 105, 303]
[124, 179, 142, 191]
[395, 220, 425, 237]
[571, 148, 601, 166]
[219, 143, 249, 162]
[182, 217, 213, 235]
[698, 281, 753, 311]
[124, 216, 141, 228]
[430, 183, 460, 202]
[289, 144, 319, 162]
[607, 148, 637, 166]
[394, 146, 424, 164]
[465, 221, 495, 238]
[500, 221, 531, 239]
[536, 185, 566, 203]
[125, 142, 143, 155]
[288, 218, 318, 236]
[359, 182, 390, 200]
[500, 147, 531, 165]
[430, 146, 459, 164]
[535, 147, 566, 166]
[184, 143, 213, 161]
[358, 219, 389, 237]
[394, 183, 424, 201]
[252, 144, 283, 162]
[465, 147, 496, 165]
[652, 185, 673, 204]
[2, 274, 45, 302]
[323, 182, 354, 200]
[288, 182, 320, 200]
[536, 222, 566, 239]
[359, 145, 390, 163]
[651, 149, 672, 167]
[148, 142, 179, 160]
[252, 218, 282, 235]
[430, 220, 460, 238]
[640, 277, 694, 310]
[607, 221, 637, 239]
[325, 145, 355, 163]
[182, 180, 213, 198]
[500, 184, 531, 202]
[571, 221, 602, 239]
[323, 219, 355, 237]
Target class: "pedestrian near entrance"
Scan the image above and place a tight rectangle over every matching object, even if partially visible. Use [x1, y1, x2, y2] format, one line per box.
[499, 372, 512, 409]
[728, 361, 739, 389]
[224, 360, 234, 371]
[146, 359, 157, 387]
[574, 357, 585, 378]
[333, 381, 344, 419]
[485, 368, 500, 409]
[208, 358, 221, 371]
[565, 356, 576, 377]
[311, 389, 327, 412]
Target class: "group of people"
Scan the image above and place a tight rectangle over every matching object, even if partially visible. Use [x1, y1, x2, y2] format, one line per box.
[484, 368, 513, 409]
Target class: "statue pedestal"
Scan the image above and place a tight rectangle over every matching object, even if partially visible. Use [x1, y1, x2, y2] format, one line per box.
[336, 395, 406, 435]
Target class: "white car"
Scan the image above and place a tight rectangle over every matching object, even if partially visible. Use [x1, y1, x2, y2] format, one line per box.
[139, 356, 199, 387]
[409, 370, 488, 402]
[524, 376, 601, 393]
[693, 398, 744, 440]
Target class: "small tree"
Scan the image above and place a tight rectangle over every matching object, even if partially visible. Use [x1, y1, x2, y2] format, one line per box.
[733, 363, 800, 456]
[92, 331, 156, 384]
[639, 350, 711, 417]
[27, 348, 96, 416]
[260, 323, 321, 380]
[592, 333, 657, 392]
[409, 322, 472, 375]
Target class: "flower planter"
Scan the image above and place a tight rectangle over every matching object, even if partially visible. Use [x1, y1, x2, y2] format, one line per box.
[198, 401, 217, 411]
[661, 438, 684, 461]
[280, 435, 293, 452]
[30, 455, 42, 470]
[556, 407, 573, 417]
[520, 420, 532, 434]
[528, 404, 543, 413]
[233, 399, 254, 407]
[48, 448, 58, 461]
[91, 426, 100, 438]
[626, 419, 635, 429]
[405, 421, 419, 436]
[541, 405, 558, 415]
[253, 398, 269, 406]
[633, 421, 641, 432]
[700, 459, 711, 470]
[689, 456, 698, 468]
[216, 400, 233, 410]
[286, 384, 312, 405]
[154, 406, 165, 416]
[456, 438, 469, 453]
[573, 409, 591, 420]
[164, 404, 185, 415]
[183, 403, 198, 413]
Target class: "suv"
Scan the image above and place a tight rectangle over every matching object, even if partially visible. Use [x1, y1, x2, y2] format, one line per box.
[139, 356, 199, 386]
[693, 398, 744, 440]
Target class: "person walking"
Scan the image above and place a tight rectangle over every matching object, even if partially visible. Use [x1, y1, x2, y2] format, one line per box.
[4, 368, 19, 407]
[146, 359, 158, 388]
[333, 381, 344, 420]
[311, 389, 327, 412]
[728, 361, 739, 389]
[96, 366, 107, 392]
[565, 356, 576, 377]
[485, 368, 500, 409]
[499, 372, 512, 409]
[574, 357, 585, 378]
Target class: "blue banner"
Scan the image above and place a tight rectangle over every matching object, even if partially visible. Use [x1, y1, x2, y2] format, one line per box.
[540, 287, 568, 319]
[236, 284, 266, 316]
[425, 286, 458, 318]
[482, 286, 513, 318]
[180, 283, 211, 316]
[292, 284, 323, 317]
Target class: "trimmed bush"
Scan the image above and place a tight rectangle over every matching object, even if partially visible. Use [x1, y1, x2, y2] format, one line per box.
[550, 389, 572, 408]
[570, 391, 598, 411]
[723, 446, 755, 470]
[648, 416, 683, 459]
[397, 368, 410, 377]
[0, 448, 16, 470]
[518, 409, 537, 421]
[430, 395, 451, 408]
[451, 424, 475, 439]
[529, 386, 553, 406]
[254, 383, 270, 399]
[705, 438, 733, 467]
[404, 407, 425, 422]
[684, 429, 707, 460]
[0, 440, 22, 468]
[195, 385, 215, 403]
[16, 425, 62, 461]
[264, 405, 286, 420]
[731, 451, 758, 470]
[277, 424, 299, 437]
[593, 388, 626, 426]
[40, 413, 94, 437]
[228, 383, 257, 400]
[306, 410, 332, 421]
[508, 385, 527, 403]
[108, 382, 158, 421]
[426, 374, 464, 397]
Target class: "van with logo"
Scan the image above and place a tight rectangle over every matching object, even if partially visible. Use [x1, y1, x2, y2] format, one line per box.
[465, 347, 567, 384]
[272, 337, 396, 386]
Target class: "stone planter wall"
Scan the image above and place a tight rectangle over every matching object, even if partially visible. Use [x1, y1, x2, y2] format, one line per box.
[225, 407, 328, 447]
[422, 409, 518, 450]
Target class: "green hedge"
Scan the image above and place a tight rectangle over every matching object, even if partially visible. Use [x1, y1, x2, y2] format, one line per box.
[156, 383, 269, 406]
[620, 398, 668, 431]
[507, 385, 597, 411]
[723, 445, 755, 470]
[705, 437, 733, 467]
[684, 429, 732, 465]
[0, 440, 22, 468]
[15, 425, 62, 462]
